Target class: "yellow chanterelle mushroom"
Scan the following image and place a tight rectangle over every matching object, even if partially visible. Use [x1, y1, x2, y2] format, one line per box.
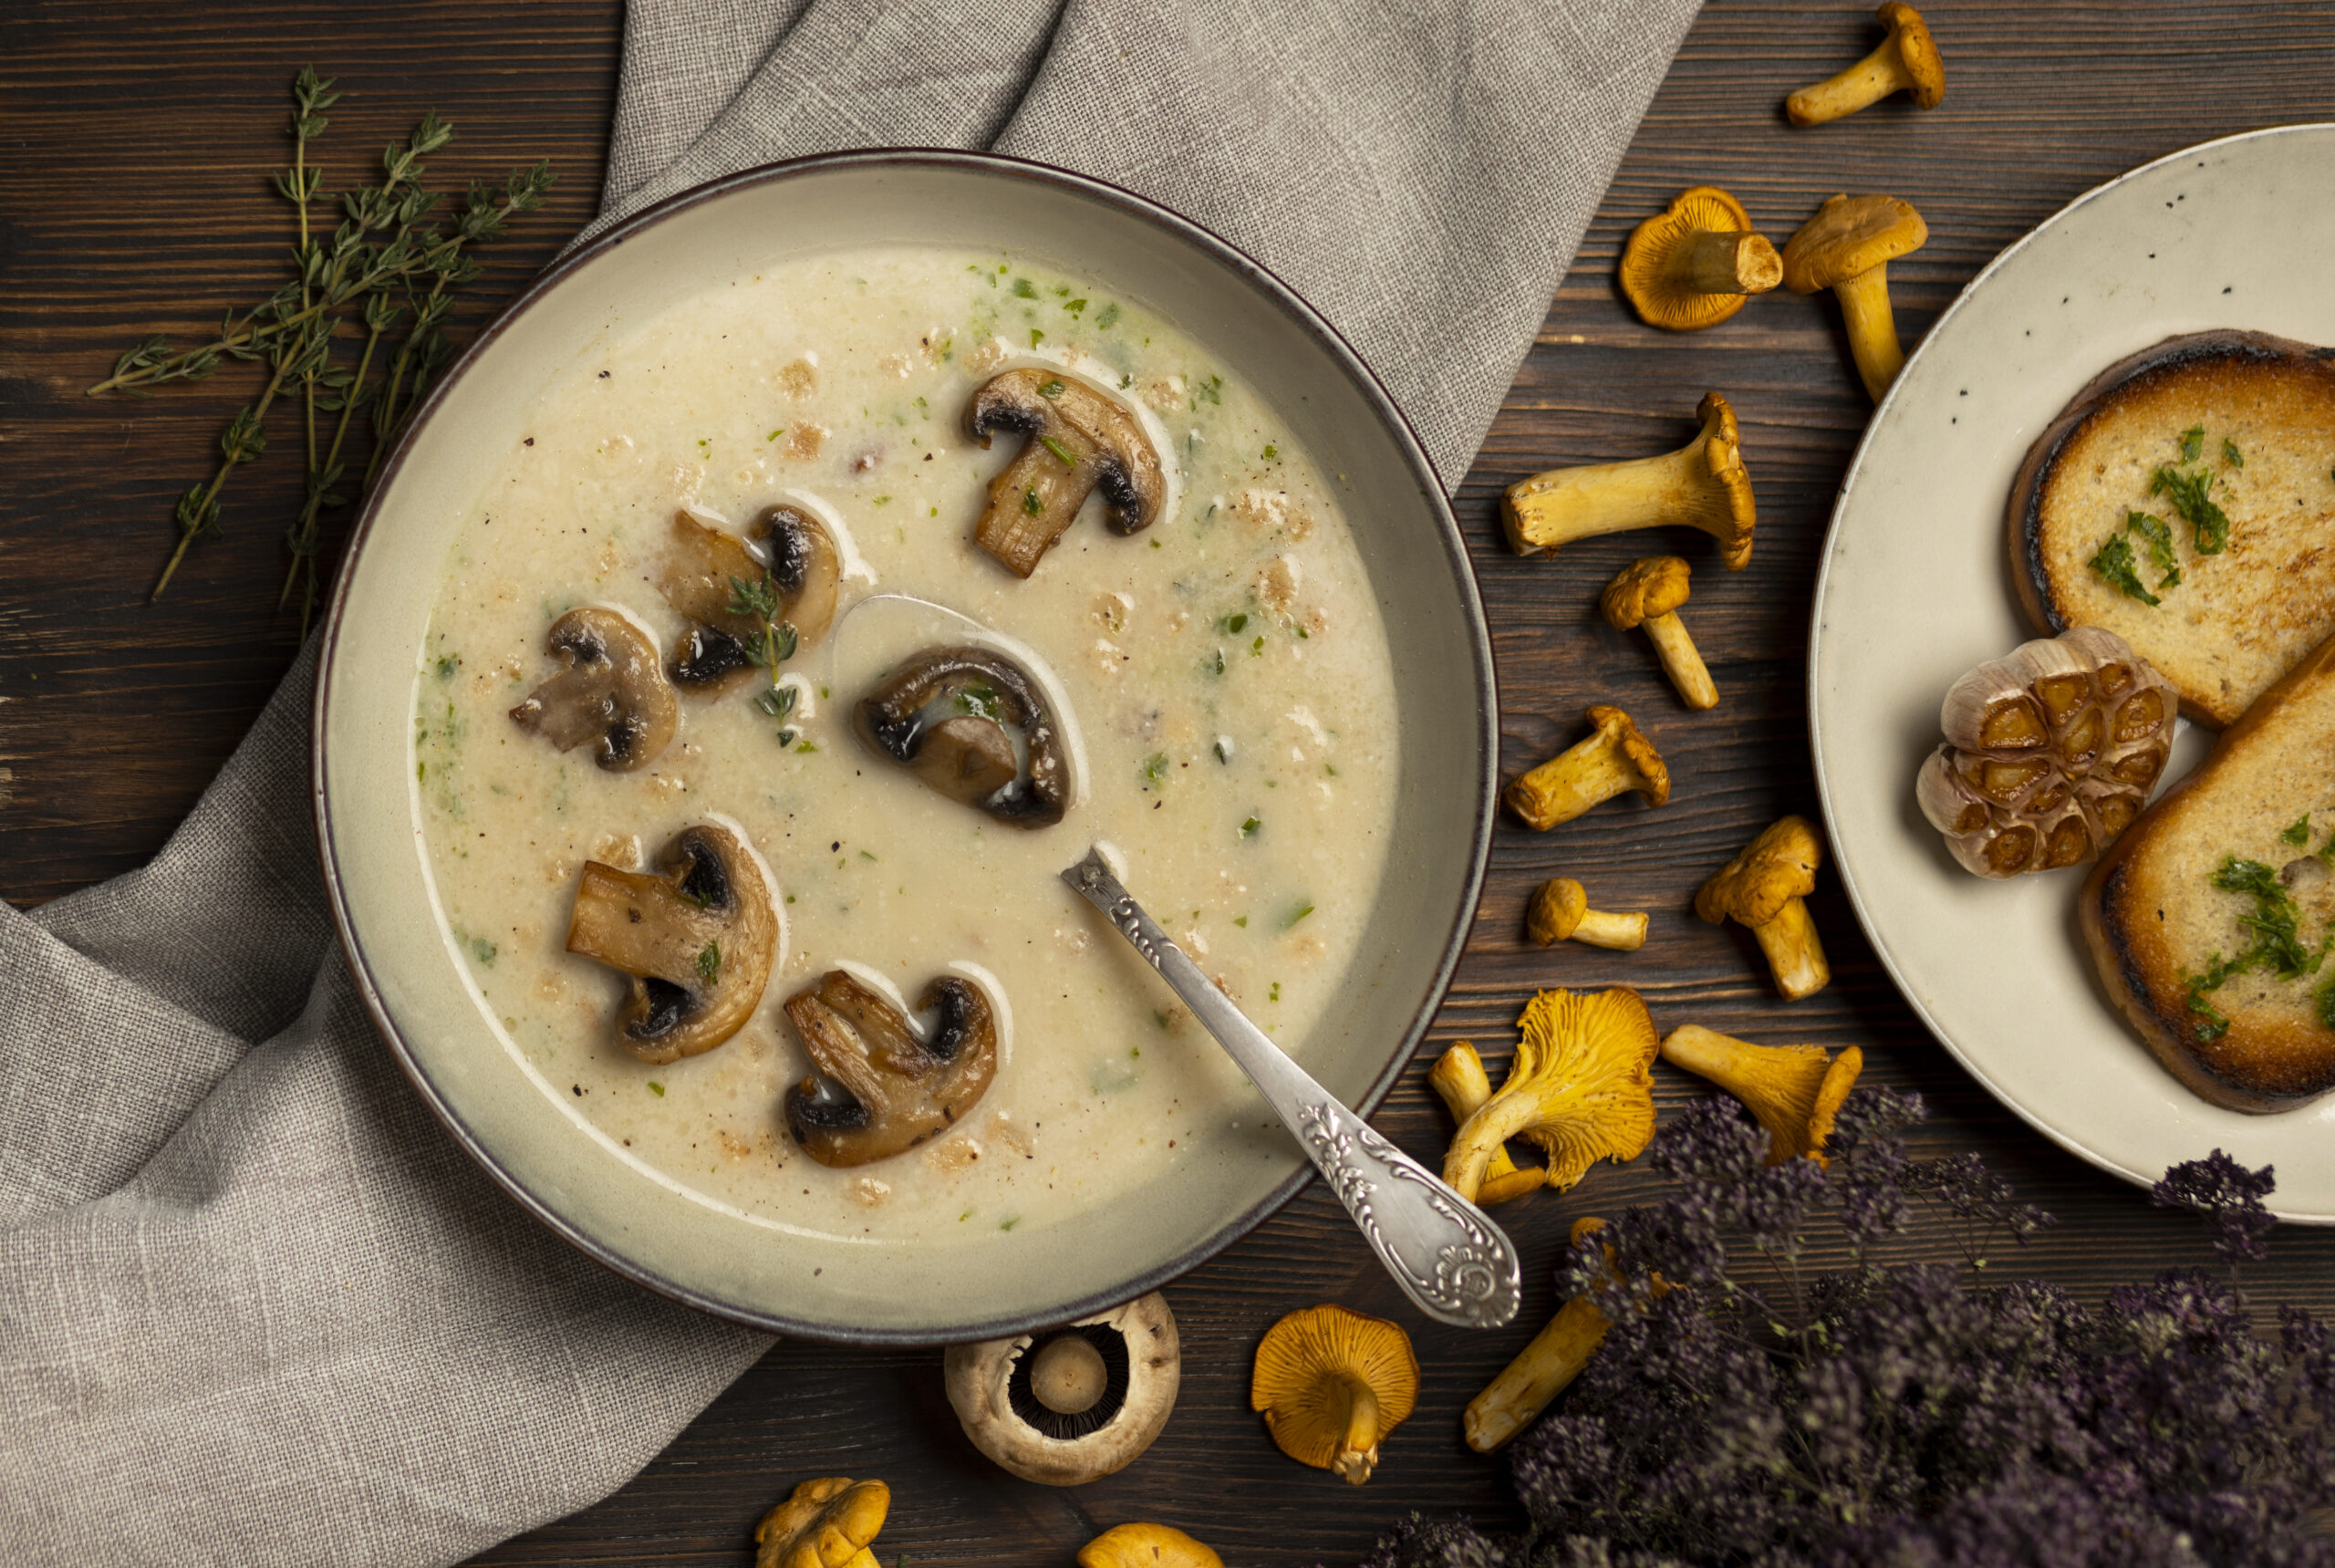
[1251, 1304, 1419, 1485]
[1697, 816, 1832, 1002]
[1505, 706, 1670, 833]
[1602, 556, 1718, 711]
[1465, 1217, 1614, 1452]
[1501, 392, 1756, 567]
[1786, 4, 1946, 127]
[1619, 186, 1782, 332]
[1525, 878, 1648, 952]
[1783, 195, 1928, 402]
[753, 1477, 889, 1568]
[1442, 988, 1659, 1202]
[1079, 1523, 1223, 1568]
[1660, 1026, 1864, 1164]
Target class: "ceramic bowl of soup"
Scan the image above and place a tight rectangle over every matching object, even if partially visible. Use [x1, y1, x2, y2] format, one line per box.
[317, 151, 1495, 1343]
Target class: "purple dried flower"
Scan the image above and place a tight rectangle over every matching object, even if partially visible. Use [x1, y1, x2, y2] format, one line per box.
[2151, 1149, 2276, 1267]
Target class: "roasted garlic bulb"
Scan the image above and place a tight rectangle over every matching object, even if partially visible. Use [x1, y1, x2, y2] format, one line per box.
[1916, 627, 2175, 877]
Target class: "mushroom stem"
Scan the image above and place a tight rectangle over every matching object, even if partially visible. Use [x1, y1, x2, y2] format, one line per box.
[1787, 47, 1908, 126]
[1328, 1375, 1384, 1485]
[1503, 444, 1702, 554]
[1642, 610, 1718, 710]
[1572, 907, 1651, 950]
[1751, 897, 1832, 1002]
[1463, 1293, 1609, 1453]
[1428, 1044, 1543, 1206]
[1833, 263, 1905, 401]
[1665, 229, 1783, 296]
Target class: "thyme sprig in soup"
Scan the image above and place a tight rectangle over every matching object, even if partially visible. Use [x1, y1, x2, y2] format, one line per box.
[416, 246, 1398, 1244]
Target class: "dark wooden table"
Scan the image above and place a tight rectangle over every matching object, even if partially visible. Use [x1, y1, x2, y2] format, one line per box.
[6, 3, 2334, 1563]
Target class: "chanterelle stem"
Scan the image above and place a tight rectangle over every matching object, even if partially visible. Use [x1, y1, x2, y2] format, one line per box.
[1751, 898, 1831, 1002]
[1668, 229, 1782, 295]
[1787, 47, 1906, 126]
[1330, 1376, 1383, 1485]
[1832, 264, 1904, 401]
[1643, 610, 1718, 710]
[1463, 1294, 1608, 1452]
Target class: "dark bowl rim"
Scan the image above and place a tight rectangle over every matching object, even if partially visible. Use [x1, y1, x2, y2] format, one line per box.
[312, 146, 1499, 1345]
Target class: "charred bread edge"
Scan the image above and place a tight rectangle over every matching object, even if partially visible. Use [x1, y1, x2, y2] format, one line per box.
[2006, 330, 2335, 702]
[2078, 628, 2335, 1113]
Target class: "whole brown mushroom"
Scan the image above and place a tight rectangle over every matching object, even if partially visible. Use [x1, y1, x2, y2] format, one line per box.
[945, 1292, 1180, 1486]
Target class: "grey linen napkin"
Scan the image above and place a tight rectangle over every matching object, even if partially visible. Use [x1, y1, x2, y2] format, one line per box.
[0, 4, 1697, 1563]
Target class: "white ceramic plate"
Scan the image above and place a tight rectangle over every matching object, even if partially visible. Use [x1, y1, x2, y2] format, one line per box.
[1810, 124, 2335, 1220]
[316, 152, 1496, 1340]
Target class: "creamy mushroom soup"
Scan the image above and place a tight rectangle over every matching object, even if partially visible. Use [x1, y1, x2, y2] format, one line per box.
[416, 246, 1400, 1244]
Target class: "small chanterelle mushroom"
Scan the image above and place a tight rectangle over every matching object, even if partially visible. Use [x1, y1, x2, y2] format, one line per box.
[1251, 1303, 1419, 1485]
[509, 606, 679, 771]
[1916, 627, 2176, 878]
[1660, 1025, 1864, 1165]
[945, 1292, 1180, 1486]
[784, 969, 1000, 1166]
[1783, 194, 1928, 402]
[1786, 4, 1946, 128]
[1619, 186, 1782, 332]
[656, 505, 841, 694]
[752, 1476, 888, 1568]
[565, 822, 778, 1064]
[1602, 556, 1718, 711]
[967, 368, 1167, 577]
[1504, 705, 1670, 832]
[1697, 816, 1832, 1002]
[1428, 1043, 1545, 1206]
[1526, 877, 1649, 952]
[855, 645, 1068, 827]
[1502, 392, 1755, 568]
[1079, 1524, 1221, 1568]
[1464, 1216, 1614, 1452]
[1442, 988, 1658, 1202]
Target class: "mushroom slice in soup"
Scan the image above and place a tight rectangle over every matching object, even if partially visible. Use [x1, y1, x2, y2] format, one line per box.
[967, 369, 1166, 577]
[854, 645, 1069, 827]
[655, 505, 841, 694]
[508, 605, 679, 771]
[783, 969, 1001, 1167]
[564, 822, 777, 1064]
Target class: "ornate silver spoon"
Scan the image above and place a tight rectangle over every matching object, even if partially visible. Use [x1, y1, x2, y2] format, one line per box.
[1062, 847, 1520, 1329]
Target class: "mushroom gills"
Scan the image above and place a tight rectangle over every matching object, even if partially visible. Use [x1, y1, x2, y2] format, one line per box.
[1011, 1324, 1131, 1438]
[564, 823, 779, 1064]
[656, 506, 842, 693]
[855, 646, 1069, 827]
[967, 369, 1167, 577]
[509, 606, 679, 771]
[783, 969, 1001, 1166]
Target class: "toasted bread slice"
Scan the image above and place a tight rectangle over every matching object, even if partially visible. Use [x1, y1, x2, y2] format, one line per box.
[2081, 631, 2335, 1111]
[2009, 330, 2335, 728]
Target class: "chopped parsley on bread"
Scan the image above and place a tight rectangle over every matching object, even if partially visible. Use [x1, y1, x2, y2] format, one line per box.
[2009, 330, 2335, 728]
[2081, 631, 2335, 1112]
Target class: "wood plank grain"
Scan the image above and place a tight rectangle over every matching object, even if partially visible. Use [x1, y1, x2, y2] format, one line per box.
[5, 2, 2335, 1564]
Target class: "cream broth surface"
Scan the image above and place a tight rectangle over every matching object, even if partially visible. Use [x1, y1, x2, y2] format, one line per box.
[416, 246, 1399, 1246]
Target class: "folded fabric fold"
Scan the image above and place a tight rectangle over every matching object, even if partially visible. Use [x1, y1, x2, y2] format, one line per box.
[0, 3, 1697, 1563]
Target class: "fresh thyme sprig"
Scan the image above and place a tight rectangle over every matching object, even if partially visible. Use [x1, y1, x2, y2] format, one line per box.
[102, 70, 553, 617]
